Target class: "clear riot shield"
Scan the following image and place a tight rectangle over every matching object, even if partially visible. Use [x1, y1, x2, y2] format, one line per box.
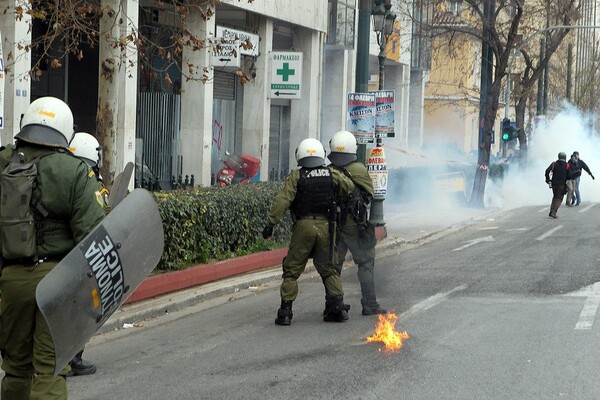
[36, 188, 164, 374]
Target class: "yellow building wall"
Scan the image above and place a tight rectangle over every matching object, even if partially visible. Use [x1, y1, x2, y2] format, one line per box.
[424, 32, 501, 157]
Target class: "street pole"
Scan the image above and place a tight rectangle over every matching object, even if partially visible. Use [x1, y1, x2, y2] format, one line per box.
[566, 43, 572, 101]
[369, 16, 388, 226]
[377, 39, 386, 146]
[355, 0, 371, 165]
[503, 52, 511, 159]
[542, 0, 550, 114]
[536, 38, 545, 115]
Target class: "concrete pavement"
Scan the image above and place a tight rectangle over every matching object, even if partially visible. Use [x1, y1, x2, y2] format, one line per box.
[100, 203, 503, 334]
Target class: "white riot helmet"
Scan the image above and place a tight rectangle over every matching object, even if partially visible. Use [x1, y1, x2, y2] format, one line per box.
[295, 138, 326, 168]
[328, 130, 358, 166]
[70, 132, 103, 168]
[16, 96, 74, 147]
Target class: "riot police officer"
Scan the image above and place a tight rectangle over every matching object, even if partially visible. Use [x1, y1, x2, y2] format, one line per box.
[67, 131, 111, 376]
[71, 131, 110, 214]
[262, 138, 355, 325]
[0, 97, 105, 399]
[328, 131, 386, 315]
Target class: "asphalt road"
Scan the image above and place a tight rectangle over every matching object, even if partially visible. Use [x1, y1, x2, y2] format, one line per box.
[70, 203, 600, 400]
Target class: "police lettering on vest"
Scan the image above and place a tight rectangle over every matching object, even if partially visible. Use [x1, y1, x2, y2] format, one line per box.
[291, 167, 334, 220]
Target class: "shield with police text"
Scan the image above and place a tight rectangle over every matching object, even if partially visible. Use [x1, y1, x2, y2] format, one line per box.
[36, 188, 164, 375]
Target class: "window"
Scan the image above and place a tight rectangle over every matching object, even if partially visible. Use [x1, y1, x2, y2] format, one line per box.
[327, 0, 356, 48]
[447, 0, 463, 16]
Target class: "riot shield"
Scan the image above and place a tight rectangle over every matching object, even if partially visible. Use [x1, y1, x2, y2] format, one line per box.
[108, 161, 134, 209]
[36, 188, 164, 375]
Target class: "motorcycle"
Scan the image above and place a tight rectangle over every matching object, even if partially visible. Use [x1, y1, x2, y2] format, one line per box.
[216, 151, 260, 186]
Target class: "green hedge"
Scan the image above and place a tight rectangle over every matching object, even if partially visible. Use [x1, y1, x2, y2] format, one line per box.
[153, 182, 292, 271]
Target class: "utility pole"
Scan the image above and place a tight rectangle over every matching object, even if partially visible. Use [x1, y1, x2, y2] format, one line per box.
[567, 43, 572, 101]
[536, 38, 545, 115]
[542, 0, 550, 114]
[355, 0, 371, 164]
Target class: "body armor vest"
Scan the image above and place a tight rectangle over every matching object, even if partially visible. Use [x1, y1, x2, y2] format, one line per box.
[291, 167, 334, 220]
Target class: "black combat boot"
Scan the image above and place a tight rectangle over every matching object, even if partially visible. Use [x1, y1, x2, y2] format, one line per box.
[361, 282, 387, 315]
[275, 300, 293, 326]
[323, 296, 350, 322]
[68, 350, 97, 376]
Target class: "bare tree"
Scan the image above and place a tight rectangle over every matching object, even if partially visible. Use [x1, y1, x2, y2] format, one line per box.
[512, 0, 579, 168]
[408, 0, 579, 206]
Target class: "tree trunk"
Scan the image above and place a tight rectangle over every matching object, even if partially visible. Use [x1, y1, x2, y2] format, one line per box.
[471, 81, 502, 207]
[97, 0, 121, 186]
[515, 95, 528, 168]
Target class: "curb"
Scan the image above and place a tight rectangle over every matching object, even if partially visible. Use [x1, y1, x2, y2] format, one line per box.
[123, 248, 288, 304]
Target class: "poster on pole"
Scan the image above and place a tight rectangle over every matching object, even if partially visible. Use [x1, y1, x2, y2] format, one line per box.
[373, 90, 395, 138]
[0, 30, 4, 130]
[346, 92, 375, 144]
[366, 147, 387, 199]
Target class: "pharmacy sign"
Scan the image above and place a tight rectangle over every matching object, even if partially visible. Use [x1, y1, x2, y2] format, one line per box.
[269, 52, 302, 99]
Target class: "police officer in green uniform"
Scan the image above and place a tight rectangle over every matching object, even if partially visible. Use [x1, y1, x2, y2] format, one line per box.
[0, 97, 105, 399]
[328, 131, 386, 315]
[262, 138, 355, 325]
[71, 131, 111, 215]
[67, 131, 111, 376]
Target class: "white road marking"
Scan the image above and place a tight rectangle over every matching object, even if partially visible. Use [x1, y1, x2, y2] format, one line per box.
[579, 203, 596, 213]
[575, 297, 600, 330]
[573, 282, 600, 330]
[537, 208, 548, 213]
[536, 225, 563, 241]
[452, 236, 495, 251]
[477, 227, 499, 230]
[399, 285, 468, 320]
[354, 285, 468, 346]
[506, 228, 528, 232]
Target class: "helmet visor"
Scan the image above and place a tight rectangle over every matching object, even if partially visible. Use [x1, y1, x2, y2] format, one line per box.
[298, 156, 325, 168]
[327, 152, 357, 166]
[15, 124, 70, 148]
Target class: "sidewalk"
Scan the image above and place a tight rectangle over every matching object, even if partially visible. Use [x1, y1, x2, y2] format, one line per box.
[100, 204, 502, 334]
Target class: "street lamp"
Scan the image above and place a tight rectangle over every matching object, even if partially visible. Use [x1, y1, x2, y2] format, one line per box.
[369, 0, 396, 227]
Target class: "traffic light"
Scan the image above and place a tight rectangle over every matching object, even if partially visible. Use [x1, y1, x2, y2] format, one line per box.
[501, 118, 512, 142]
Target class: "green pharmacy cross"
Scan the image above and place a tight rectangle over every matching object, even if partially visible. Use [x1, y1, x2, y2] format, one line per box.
[277, 63, 295, 82]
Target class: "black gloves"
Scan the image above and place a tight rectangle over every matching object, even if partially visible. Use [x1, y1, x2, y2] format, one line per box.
[262, 224, 274, 239]
[591, 174, 595, 180]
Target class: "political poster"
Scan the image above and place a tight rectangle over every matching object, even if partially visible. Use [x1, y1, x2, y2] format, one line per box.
[346, 92, 375, 144]
[366, 146, 388, 199]
[374, 90, 395, 138]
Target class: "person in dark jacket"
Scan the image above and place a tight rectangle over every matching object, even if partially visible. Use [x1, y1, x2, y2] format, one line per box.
[568, 151, 594, 206]
[545, 152, 571, 218]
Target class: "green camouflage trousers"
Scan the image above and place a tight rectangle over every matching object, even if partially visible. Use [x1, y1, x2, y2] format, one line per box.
[0, 262, 69, 400]
[280, 219, 343, 301]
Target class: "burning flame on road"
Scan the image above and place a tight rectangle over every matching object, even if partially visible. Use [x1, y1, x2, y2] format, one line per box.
[366, 313, 409, 352]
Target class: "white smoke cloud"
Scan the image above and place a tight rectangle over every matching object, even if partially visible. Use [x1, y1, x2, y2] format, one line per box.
[486, 102, 600, 209]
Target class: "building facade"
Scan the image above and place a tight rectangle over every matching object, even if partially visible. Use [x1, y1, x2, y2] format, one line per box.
[0, 0, 420, 183]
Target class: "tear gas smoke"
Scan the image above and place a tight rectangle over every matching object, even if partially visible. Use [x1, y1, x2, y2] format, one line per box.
[486, 103, 600, 209]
